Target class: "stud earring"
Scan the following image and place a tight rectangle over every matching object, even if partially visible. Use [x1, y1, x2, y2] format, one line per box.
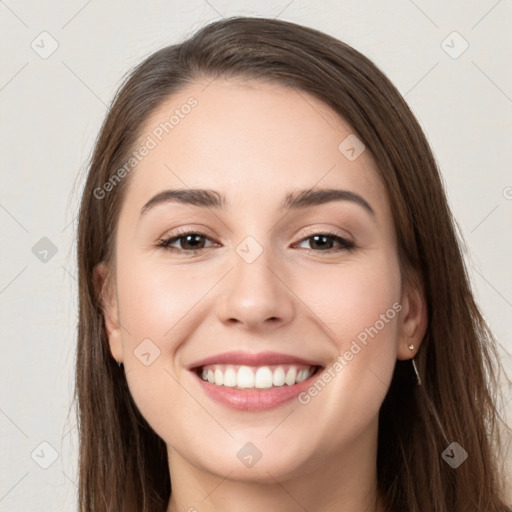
[409, 344, 415, 351]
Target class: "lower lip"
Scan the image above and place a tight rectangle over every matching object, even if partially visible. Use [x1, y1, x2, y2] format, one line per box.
[191, 369, 321, 411]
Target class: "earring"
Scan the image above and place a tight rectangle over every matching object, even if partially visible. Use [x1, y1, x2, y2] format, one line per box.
[411, 357, 422, 386]
[407, 344, 421, 386]
[116, 359, 123, 368]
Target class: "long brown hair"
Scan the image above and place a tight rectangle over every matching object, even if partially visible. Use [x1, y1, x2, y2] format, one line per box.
[74, 16, 511, 511]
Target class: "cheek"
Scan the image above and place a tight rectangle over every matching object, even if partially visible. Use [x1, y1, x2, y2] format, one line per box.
[290, 255, 402, 428]
[114, 260, 227, 443]
[293, 253, 402, 347]
[116, 260, 210, 343]
[116, 262, 207, 443]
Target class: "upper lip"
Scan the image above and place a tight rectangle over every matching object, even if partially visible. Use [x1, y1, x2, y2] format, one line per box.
[188, 351, 323, 370]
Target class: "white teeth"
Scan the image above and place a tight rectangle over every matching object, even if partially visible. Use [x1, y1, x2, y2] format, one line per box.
[255, 367, 273, 389]
[272, 366, 286, 386]
[223, 367, 237, 387]
[198, 364, 316, 389]
[214, 368, 223, 386]
[285, 367, 297, 386]
[237, 366, 254, 388]
[296, 369, 308, 383]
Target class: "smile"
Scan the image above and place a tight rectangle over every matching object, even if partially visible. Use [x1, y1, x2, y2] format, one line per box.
[198, 364, 318, 389]
[188, 352, 324, 411]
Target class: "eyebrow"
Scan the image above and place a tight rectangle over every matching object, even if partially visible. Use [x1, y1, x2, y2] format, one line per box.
[140, 187, 375, 218]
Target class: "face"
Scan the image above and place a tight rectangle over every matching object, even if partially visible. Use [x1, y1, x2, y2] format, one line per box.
[97, 78, 425, 482]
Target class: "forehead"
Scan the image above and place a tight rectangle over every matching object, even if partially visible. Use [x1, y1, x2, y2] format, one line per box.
[121, 78, 389, 222]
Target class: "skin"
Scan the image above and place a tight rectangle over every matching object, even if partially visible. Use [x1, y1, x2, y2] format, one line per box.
[95, 78, 428, 512]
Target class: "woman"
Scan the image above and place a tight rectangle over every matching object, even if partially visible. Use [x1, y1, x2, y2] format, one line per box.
[74, 16, 511, 512]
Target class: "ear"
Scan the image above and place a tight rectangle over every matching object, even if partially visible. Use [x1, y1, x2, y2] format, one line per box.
[396, 275, 428, 360]
[93, 262, 123, 364]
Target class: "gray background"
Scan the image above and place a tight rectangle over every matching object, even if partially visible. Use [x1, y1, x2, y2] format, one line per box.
[1, 0, 511, 509]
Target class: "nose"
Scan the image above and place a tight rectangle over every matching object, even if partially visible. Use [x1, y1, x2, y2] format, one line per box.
[216, 246, 295, 332]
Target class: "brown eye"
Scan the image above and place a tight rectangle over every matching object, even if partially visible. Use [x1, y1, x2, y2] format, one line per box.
[295, 232, 355, 252]
[158, 231, 217, 253]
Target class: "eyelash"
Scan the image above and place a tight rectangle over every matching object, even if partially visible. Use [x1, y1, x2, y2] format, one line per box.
[157, 228, 356, 255]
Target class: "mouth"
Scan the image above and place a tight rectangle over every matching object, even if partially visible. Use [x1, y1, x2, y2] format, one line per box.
[193, 363, 323, 390]
[188, 352, 324, 411]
